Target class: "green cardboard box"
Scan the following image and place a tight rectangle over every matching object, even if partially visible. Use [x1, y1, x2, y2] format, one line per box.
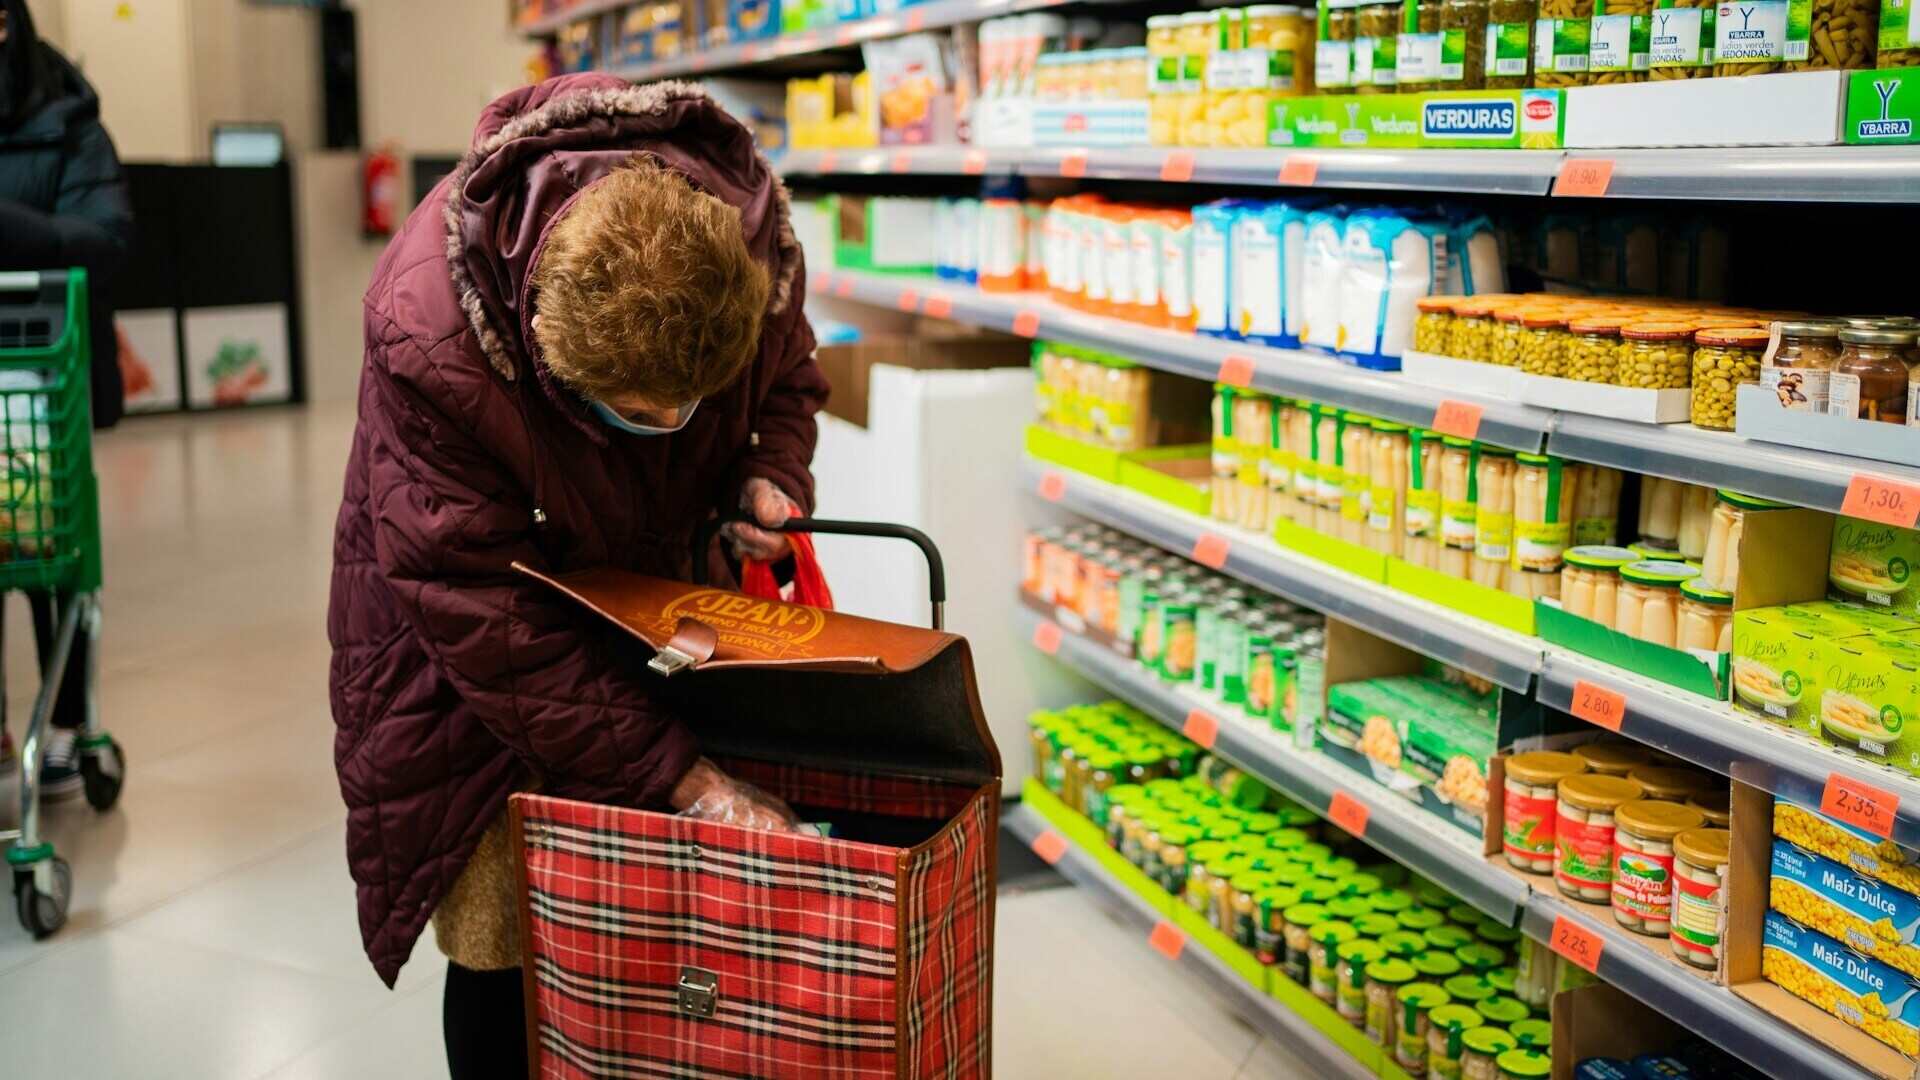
[1829, 517, 1920, 618]
[1846, 68, 1920, 144]
[1814, 634, 1920, 777]
[1267, 89, 1564, 150]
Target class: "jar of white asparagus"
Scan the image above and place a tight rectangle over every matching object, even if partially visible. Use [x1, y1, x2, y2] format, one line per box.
[1501, 751, 1586, 874]
[1612, 799, 1705, 937]
[1670, 826, 1729, 969]
[1554, 774, 1644, 903]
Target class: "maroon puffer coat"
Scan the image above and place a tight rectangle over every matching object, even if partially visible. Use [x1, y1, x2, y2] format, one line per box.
[328, 75, 825, 987]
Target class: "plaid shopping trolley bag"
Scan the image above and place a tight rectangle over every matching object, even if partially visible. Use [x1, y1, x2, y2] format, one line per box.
[510, 518, 1000, 1080]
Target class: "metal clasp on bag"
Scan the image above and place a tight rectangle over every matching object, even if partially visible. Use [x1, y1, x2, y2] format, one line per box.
[677, 966, 718, 1018]
[648, 645, 698, 677]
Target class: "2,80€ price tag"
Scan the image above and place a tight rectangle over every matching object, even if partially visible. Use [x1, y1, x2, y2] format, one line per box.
[1030, 830, 1068, 866]
[1182, 709, 1219, 750]
[1551, 914, 1604, 974]
[1822, 772, 1900, 839]
[1570, 680, 1626, 732]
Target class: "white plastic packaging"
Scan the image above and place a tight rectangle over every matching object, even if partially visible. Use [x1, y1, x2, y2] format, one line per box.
[1299, 208, 1347, 353]
[1337, 210, 1448, 368]
[1192, 201, 1239, 338]
[1450, 214, 1506, 296]
[1232, 202, 1283, 345]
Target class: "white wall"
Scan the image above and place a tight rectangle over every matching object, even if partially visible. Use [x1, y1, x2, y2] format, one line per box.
[349, 0, 533, 154]
[52, 0, 199, 160]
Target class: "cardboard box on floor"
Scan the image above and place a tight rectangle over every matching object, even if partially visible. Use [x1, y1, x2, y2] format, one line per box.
[1551, 982, 1688, 1080]
[815, 333, 1030, 428]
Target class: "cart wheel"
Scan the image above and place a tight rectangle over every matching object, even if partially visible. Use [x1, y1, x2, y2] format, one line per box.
[14, 857, 71, 939]
[80, 738, 125, 811]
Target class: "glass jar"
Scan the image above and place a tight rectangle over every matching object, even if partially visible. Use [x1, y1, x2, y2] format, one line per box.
[1762, 320, 1843, 413]
[1496, 1047, 1553, 1080]
[1569, 464, 1622, 546]
[1831, 328, 1914, 424]
[1588, 0, 1652, 83]
[1690, 326, 1770, 430]
[1532, 0, 1595, 85]
[1560, 545, 1634, 627]
[1439, 0, 1495, 87]
[1627, 765, 1715, 803]
[1293, 905, 1338, 989]
[1176, 11, 1214, 146]
[1398, 0, 1447, 92]
[1472, 448, 1517, 592]
[1084, 751, 1123, 823]
[1636, 475, 1684, 551]
[1700, 489, 1781, 593]
[1313, 407, 1346, 537]
[1340, 411, 1374, 546]
[1367, 421, 1411, 557]
[1456, 940, 1508, 974]
[1159, 823, 1198, 896]
[1502, 751, 1588, 873]
[1365, 959, 1418, 1047]
[1513, 937, 1553, 1009]
[1380, 930, 1428, 960]
[1338, 939, 1389, 1024]
[1231, 871, 1275, 947]
[1440, 437, 1479, 580]
[1612, 799, 1706, 936]
[1461, 1027, 1518, 1080]
[1397, 984, 1454, 1070]
[1147, 15, 1183, 145]
[1510, 453, 1576, 600]
[1555, 773, 1645, 902]
[1561, 316, 1623, 383]
[1405, 429, 1445, 571]
[1427, 1003, 1484, 1079]
[1688, 787, 1731, 828]
[1574, 740, 1653, 778]
[1104, 787, 1142, 849]
[1671, 826, 1730, 969]
[1678, 482, 1714, 560]
[1156, 592, 1200, 680]
[1255, 886, 1302, 966]
[1415, 296, 1463, 354]
[1285, 401, 1318, 526]
[1618, 322, 1696, 388]
[1355, 0, 1403, 92]
[1649, 0, 1715, 77]
[1491, 306, 1530, 368]
[1615, 560, 1699, 647]
[1319, 0, 1360, 90]
[1678, 579, 1732, 653]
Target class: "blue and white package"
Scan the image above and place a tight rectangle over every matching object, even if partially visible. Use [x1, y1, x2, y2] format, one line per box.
[1336, 210, 1450, 371]
[1297, 207, 1347, 354]
[1192, 201, 1241, 340]
[1572, 1060, 1635, 1080]
[1276, 202, 1313, 349]
[1448, 213, 1506, 295]
[1231, 201, 1314, 349]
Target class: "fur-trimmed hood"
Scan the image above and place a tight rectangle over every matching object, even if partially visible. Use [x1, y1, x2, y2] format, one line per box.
[442, 74, 800, 383]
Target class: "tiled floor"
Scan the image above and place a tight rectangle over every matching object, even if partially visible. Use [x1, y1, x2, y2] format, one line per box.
[0, 406, 1314, 1079]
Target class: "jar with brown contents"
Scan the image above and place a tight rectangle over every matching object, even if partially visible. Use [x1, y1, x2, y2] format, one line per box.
[1355, 0, 1404, 92]
[1830, 327, 1914, 424]
[1690, 326, 1770, 431]
[1532, 0, 1595, 84]
[1399, 0, 1448, 91]
[1587, 0, 1653, 82]
[1648, 0, 1715, 76]
[1762, 320, 1843, 413]
[1485, 0, 1536, 83]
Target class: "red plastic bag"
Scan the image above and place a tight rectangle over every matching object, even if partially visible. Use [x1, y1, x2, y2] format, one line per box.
[740, 530, 834, 609]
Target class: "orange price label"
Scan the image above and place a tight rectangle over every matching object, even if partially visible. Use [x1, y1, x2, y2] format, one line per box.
[962, 149, 989, 175]
[1032, 620, 1063, 656]
[906, 9, 925, 30]
[1182, 709, 1219, 750]
[1217, 354, 1255, 389]
[1012, 311, 1041, 338]
[895, 288, 920, 313]
[833, 277, 855, 298]
[922, 294, 954, 319]
[890, 151, 913, 174]
[810, 271, 831, 293]
[1555, 158, 1616, 198]
[1148, 920, 1186, 961]
[1327, 791, 1369, 838]
[1841, 473, 1920, 528]
[1059, 150, 1089, 179]
[818, 150, 839, 173]
[740, 44, 762, 62]
[835, 26, 856, 45]
[1160, 150, 1197, 182]
[1570, 679, 1627, 732]
[1823, 772, 1901, 839]
[1192, 533, 1230, 570]
[1432, 399, 1484, 441]
[1550, 914, 1604, 974]
[1038, 471, 1067, 502]
[1031, 830, 1068, 865]
[1278, 156, 1320, 186]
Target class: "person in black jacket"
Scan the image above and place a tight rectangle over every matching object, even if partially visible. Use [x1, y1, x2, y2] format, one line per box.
[0, 0, 132, 794]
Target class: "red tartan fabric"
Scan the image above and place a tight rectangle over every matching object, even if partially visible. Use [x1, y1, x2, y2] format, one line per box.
[715, 757, 976, 821]
[899, 794, 996, 1079]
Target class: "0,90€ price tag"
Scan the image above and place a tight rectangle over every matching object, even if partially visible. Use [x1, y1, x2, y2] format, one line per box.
[1551, 914, 1604, 974]
[1570, 680, 1626, 732]
[1554, 158, 1615, 197]
[1822, 772, 1900, 839]
[1841, 473, 1920, 529]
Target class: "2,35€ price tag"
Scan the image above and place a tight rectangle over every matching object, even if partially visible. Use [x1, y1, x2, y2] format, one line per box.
[1570, 680, 1626, 732]
[1431, 400, 1484, 441]
[1550, 914, 1604, 974]
[1822, 772, 1901, 839]
[1841, 473, 1920, 528]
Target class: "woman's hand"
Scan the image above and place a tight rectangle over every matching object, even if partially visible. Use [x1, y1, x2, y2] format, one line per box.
[670, 756, 807, 833]
[722, 477, 796, 562]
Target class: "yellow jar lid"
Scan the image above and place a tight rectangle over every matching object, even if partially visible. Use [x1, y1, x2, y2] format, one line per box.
[1688, 788, 1731, 827]
[1557, 773, 1644, 812]
[1615, 799, 1707, 841]
[1675, 826, 1731, 867]
[1628, 765, 1716, 801]
[1504, 751, 1586, 786]
[1572, 741, 1652, 776]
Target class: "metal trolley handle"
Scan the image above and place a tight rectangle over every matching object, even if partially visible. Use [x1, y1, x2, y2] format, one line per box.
[691, 516, 948, 630]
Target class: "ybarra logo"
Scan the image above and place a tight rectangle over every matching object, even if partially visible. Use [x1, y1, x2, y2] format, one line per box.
[1421, 99, 1517, 139]
[1860, 79, 1914, 139]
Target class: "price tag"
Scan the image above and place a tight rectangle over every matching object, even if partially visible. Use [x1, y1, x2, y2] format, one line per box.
[1431, 399, 1484, 441]
[740, 43, 762, 62]
[1031, 829, 1068, 865]
[1217, 354, 1255, 389]
[1192, 533, 1230, 570]
[835, 27, 857, 45]
[1059, 150, 1089, 179]
[1327, 791, 1369, 838]
[1032, 620, 1063, 655]
[1182, 709, 1219, 750]
[1012, 311, 1041, 338]
[896, 288, 920, 313]
[810, 271, 831, 293]
[890, 151, 913, 174]
[1823, 772, 1901, 839]
[923, 294, 954, 319]
[818, 150, 839, 173]
[1038, 471, 1067, 502]
[1555, 158, 1615, 198]
[833, 277, 855, 298]
[1148, 920, 1187, 961]
[1160, 151, 1196, 183]
[1570, 680, 1626, 732]
[1278, 156, 1320, 186]
[962, 149, 989, 175]
[691, 54, 710, 72]
[1841, 473, 1920, 528]
[1550, 914, 1604, 974]
[906, 8, 925, 31]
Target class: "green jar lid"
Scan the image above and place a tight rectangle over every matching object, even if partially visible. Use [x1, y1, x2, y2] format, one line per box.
[1244, 813, 1280, 834]
[1515, 452, 1554, 466]
[1353, 913, 1400, 937]
[1296, 842, 1335, 863]
[1269, 863, 1315, 886]
[1107, 783, 1148, 805]
[1298, 880, 1342, 903]
[1340, 872, 1385, 896]
[1338, 939, 1388, 964]
[1620, 559, 1700, 587]
[1456, 943, 1506, 972]
[1370, 888, 1414, 914]
[1159, 825, 1200, 846]
[1448, 903, 1482, 926]
[1478, 446, 1515, 458]
[1370, 420, 1410, 434]
[1718, 489, 1788, 512]
[1380, 931, 1426, 958]
[1284, 902, 1330, 928]
[1088, 751, 1125, 771]
[1424, 925, 1475, 951]
[1188, 841, 1229, 867]
[1258, 886, 1304, 914]
[1476, 922, 1520, 945]
[1563, 544, 1637, 571]
[1476, 995, 1528, 1024]
[1328, 897, 1372, 920]
[1230, 871, 1273, 893]
[1488, 966, 1517, 993]
[1463, 1027, 1517, 1056]
[1205, 853, 1246, 878]
[1313, 856, 1361, 880]
[1125, 747, 1166, 769]
[1310, 919, 1358, 946]
[1629, 541, 1682, 561]
[1145, 778, 1185, 800]
[1444, 974, 1497, 1003]
[1365, 958, 1417, 985]
[1276, 806, 1320, 829]
[1413, 879, 1453, 908]
[1398, 981, 1451, 1010]
[1268, 827, 1310, 852]
[1495, 1047, 1552, 1078]
[1681, 579, 1733, 606]
[1413, 951, 1463, 979]
[1509, 1018, 1552, 1050]
[1429, 1004, 1484, 1033]
[1398, 908, 1444, 932]
[1223, 773, 1269, 810]
[1204, 820, 1246, 842]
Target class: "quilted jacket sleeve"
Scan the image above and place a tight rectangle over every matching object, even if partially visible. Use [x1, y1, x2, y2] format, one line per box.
[728, 265, 827, 513]
[363, 330, 699, 809]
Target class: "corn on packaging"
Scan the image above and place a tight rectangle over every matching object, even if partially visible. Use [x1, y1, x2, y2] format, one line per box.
[1762, 911, 1920, 1057]
[1774, 800, 1920, 898]
[1773, 839, 1920, 980]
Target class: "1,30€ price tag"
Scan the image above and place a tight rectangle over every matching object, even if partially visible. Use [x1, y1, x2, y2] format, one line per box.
[1278, 156, 1319, 187]
[1148, 920, 1187, 960]
[1160, 151, 1196, 183]
[1012, 311, 1041, 338]
[1032, 621, 1063, 656]
[1570, 680, 1626, 732]
[1551, 914, 1604, 974]
[1841, 473, 1920, 529]
[1030, 830, 1068, 866]
[1182, 709, 1219, 750]
[1822, 772, 1900, 839]
[1327, 791, 1369, 838]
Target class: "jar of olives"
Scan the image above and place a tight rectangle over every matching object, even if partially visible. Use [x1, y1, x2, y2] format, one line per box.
[1689, 326, 1769, 430]
[1564, 316, 1625, 383]
[1484, 0, 1535, 85]
[1491, 306, 1530, 367]
[1617, 322, 1697, 389]
[1442, 0, 1493, 86]
[1450, 298, 1500, 361]
[1415, 295, 1463, 354]
[1532, 0, 1595, 85]
[1762, 320, 1842, 413]
[1517, 312, 1569, 377]
[1831, 328, 1914, 424]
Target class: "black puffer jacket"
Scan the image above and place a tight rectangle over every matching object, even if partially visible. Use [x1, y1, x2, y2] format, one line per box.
[0, 2, 132, 428]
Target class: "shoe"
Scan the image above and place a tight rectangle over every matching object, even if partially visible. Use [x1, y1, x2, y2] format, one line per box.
[39, 728, 81, 801]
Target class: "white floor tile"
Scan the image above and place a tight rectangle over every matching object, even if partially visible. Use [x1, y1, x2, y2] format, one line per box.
[263, 977, 450, 1080]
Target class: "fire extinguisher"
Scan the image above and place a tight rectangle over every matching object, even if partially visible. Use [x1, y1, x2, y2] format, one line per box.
[362, 144, 400, 237]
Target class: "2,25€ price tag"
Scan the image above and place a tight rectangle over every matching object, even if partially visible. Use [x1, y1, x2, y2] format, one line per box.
[1822, 772, 1901, 839]
[1841, 473, 1920, 529]
[1550, 914, 1604, 974]
[1570, 679, 1626, 732]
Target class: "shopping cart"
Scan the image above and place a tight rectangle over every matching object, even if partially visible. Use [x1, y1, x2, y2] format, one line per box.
[0, 269, 124, 939]
[509, 518, 999, 1080]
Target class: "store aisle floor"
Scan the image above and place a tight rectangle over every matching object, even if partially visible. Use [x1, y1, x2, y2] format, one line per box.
[0, 406, 1314, 1079]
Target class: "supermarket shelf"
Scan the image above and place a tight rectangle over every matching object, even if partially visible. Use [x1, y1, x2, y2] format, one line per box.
[1018, 457, 1544, 693]
[1002, 802, 1376, 1080]
[1570, 146, 1920, 204]
[1518, 892, 1868, 1080]
[518, 0, 629, 36]
[814, 268, 1556, 453]
[1538, 648, 1920, 852]
[1019, 605, 1532, 922]
[779, 145, 1022, 177]
[1017, 146, 1562, 196]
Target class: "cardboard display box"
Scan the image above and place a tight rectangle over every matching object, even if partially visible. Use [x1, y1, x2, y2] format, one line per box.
[1266, 89, 1566, 150]
[1563, 71, 1850, 147]
[1735, 384, 1920, 468]
[1550, 983, 1690, 1080]
[817, 333, 1030, 428]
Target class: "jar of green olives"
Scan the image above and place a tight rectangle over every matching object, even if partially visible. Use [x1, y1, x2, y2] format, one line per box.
[1517, 312, 1570, 377]
[1689, 326, 1769, 430]
[1415, 296, 1462, 355]
[1618, 322, 1697, 389]
[1491, 306, 1531, 367]
[1450, 298, 1500, 362]
[1564, 316, 1625, 383]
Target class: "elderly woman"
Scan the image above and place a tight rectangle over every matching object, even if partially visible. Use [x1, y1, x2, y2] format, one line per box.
[327, 74, 827, 1076]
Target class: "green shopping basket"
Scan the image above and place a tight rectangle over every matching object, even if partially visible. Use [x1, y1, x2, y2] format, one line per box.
[0, 269, 102, 593]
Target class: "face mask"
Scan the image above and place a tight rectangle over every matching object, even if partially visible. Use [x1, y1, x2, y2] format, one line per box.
[588, 397, 700, 436]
